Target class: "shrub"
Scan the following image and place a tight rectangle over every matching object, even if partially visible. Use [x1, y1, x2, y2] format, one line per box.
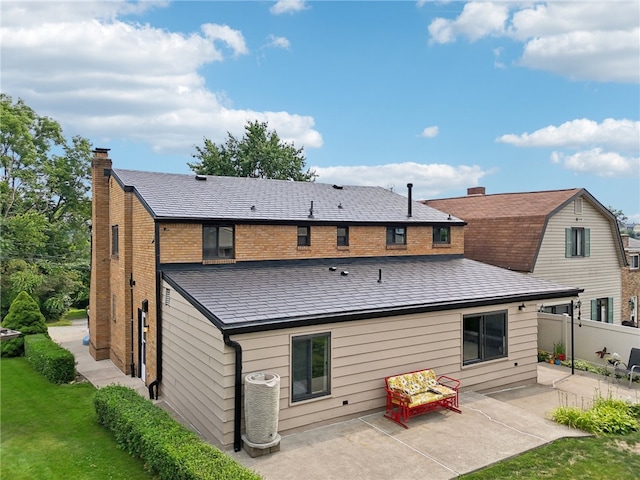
[24, 334, 76, 384]
[94, 386, 262, 480]
[552, 393, 640, 435]
[1, 291, 49, 357]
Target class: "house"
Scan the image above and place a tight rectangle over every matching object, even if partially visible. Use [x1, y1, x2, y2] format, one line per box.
[621, 235, 640, 325]
[89, 149, 581, 451]
[425, 187, 627, 324]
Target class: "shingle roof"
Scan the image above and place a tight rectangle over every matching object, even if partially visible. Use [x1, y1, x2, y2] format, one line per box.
[163, 256, 581, 334]
[424, 189, 582, 272]
[112, 169, 462, 224]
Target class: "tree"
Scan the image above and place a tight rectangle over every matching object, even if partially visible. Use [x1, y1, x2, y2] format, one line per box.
[1, 291, 49, 357]
[0, 94, 92, 320]
[608, 206, 636, 238]
[189, 120, 316, 181]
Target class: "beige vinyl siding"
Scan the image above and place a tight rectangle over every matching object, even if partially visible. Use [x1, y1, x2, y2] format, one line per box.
[161, 285, 236, 447]
[534, 198, 622, 323]
[160, 288, 559, 448]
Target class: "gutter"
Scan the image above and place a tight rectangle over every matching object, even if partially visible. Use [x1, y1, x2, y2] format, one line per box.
[223, 334, 243, 452]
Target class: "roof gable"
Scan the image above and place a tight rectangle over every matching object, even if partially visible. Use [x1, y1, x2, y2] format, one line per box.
[112, 169, 462, 225]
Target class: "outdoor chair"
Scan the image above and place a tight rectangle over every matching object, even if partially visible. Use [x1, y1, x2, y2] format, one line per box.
[613, 348, 640, 387]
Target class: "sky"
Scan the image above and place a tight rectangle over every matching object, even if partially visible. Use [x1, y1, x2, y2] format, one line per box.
[2, 0, 639, 220]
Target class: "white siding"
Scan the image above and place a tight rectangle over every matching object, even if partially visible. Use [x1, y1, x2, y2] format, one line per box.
[534, 197, 622, 323]
[160, 287, 568, 448]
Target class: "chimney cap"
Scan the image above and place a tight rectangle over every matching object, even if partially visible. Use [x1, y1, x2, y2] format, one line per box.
[93, 147, 111, 153]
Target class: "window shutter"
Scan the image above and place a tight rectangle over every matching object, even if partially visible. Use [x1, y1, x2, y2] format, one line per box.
[590, 299, 597, 320]
[565, 228, 572, 258]
[607, 298, 613, 323]
[584, 228, 590, 257]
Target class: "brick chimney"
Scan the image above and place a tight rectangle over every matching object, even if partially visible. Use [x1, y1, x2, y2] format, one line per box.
[89, 148, 112, 361]
[467, 187, 486, 196]
[621, 233, 629, 248]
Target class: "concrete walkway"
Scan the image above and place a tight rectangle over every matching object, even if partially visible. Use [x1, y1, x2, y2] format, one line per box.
[49, 322, 639, 480]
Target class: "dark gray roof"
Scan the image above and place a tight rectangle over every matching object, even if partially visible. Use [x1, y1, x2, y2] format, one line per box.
[112, 169, 462, 224]
[163, 256, 581, 334]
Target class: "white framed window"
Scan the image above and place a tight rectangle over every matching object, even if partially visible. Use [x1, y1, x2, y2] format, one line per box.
[630, 254, 639, 270]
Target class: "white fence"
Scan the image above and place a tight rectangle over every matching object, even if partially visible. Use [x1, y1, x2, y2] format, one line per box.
[538, 313, 640, 368]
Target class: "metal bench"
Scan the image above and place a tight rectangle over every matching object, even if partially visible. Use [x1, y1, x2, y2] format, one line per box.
[384, 368, 461, 428]
[613, 348, 640, 387]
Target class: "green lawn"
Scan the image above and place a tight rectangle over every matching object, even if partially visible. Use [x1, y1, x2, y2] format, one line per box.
[1, 357, 155, 480]
[460, 432, 640, 479]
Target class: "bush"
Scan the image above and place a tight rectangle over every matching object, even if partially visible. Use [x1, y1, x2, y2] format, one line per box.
[552, 393, 640, 435]
[94, 386, 262, 480]
[1, 291, 49, 357]
[24, 334, 76, 384]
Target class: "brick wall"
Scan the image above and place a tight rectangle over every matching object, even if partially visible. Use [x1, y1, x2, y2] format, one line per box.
[89, 150, 112, 361]
[160, 223, 465, 263]
[621, 235, 640, 324]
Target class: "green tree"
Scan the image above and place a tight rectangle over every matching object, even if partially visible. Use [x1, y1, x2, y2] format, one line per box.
[0, 94, 92, 320]
[189, 120, 316, 181]
[608, 206, 636, 238]
[1, 291, 49, 357]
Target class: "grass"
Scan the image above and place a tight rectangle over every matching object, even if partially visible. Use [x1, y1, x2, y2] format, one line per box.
[63, 308, 88, 320]
[460, 433, 640, 479]
[0, 357, 155, 480]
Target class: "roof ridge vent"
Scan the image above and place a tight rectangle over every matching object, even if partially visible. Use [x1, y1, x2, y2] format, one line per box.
[195, 175, 207, 181]
[333, 184, 343, 189]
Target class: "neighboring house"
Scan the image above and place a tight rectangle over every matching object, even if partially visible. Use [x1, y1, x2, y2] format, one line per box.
[89, 150, 580, 451]
[425, 187, 627, 324]
[621, 235, 640, 326]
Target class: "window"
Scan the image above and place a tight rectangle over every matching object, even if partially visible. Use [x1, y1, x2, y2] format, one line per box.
[565, 227, 590, 257]
[111, 225, 119, 256]
[203, 225, 234, 259]
[291, 333, 330, 402]
[433, 226, 450, 245]
[297, 226, 310, 246]
[591, 298, 613, 323]
[386, 226, 406, 245]
[463, 311, 507, 365]
[631, 254, 639, 270]
[541, 304, 571, 315]
[337, 226, 349, 247]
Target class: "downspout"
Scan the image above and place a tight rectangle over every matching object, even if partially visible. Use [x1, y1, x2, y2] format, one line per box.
[570, 300, 575, 375]
[149, 222, 162, 400]
[224, 333, 243, 452]
[129, 273, 135, 377]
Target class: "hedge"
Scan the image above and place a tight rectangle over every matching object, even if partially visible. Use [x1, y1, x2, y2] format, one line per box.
[94, 386, 262, 480]
[24, 334, 76, 384]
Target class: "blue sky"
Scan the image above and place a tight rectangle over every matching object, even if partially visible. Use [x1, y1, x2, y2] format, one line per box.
[2, 1, 639, 220]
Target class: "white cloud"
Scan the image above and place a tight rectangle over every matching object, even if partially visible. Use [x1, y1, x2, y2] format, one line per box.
[497, 118, 640, 152]
[551, 149, 640, 178]
[429, 2, 509, 44]
[314, 162, 489, 200]
[0, 1, 322, 154]
[201, 24, 249, 57]
[428, 1, 640, 83]
[420, 126, 440, 138]
[499, 118, 640, 178]
[265, 34, 291, 50]
[270, 0, 308, 15]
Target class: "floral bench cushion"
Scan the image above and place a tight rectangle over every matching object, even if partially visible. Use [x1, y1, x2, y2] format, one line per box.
[386, 370, 456, 407]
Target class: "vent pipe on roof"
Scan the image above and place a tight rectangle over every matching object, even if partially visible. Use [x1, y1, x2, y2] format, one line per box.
[378, 269, 382, 283]
[308, 200, 314, 218]
[407, 183, 413, 218]
[195, 175, 207, 181]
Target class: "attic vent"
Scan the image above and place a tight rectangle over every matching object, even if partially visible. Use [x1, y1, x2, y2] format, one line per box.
[574, 198, 583, 215]
[340, 270, 349, 276]
[195, 175, 207, 181]
[332, 185, 343, 189]
[164, 288, 171, 306]
[329, 266, 337, 271]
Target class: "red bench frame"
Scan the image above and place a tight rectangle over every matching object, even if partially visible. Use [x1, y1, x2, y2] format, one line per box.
[384, 369, 461, 428]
